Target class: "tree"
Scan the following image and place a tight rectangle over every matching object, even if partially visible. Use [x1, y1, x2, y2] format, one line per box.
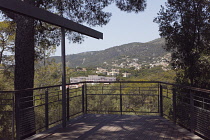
[1, 0, 147, 139]
[154, 0, 210, 87]
[0, 21, 15, 64]
[34, 61, 62, 87]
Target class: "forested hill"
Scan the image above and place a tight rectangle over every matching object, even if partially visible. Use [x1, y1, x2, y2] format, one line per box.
[51, 38, 168, 68]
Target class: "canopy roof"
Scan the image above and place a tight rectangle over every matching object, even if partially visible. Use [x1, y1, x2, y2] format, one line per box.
[0, 0, 103, 39]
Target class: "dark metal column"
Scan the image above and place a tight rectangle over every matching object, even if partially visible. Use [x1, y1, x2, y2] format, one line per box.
[61, 27, 66, 128]
[173, 88, 177, 124]
[66, 88, 70, 121]
[85, 83, 88, 114]
[15, 91, 20, 140]
[45, 89, 49, 129]
[120, 83, 122, 115]
[159, 85, 163, 117]
[190, 89, 195, 132]
[82, 85, 85, 114]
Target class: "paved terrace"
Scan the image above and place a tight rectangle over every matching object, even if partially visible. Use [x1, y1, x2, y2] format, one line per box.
[29, 114, 203, 140]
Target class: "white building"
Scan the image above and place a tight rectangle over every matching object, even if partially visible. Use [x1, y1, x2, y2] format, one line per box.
[107, 69, 120, 76]
[96, 67, 108, 75]
[122, 72, 131, 78]
[70, 75, 116, 83]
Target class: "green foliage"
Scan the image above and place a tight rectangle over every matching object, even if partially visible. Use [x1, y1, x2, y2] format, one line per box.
[0, 64, 14, 90]
[34, 62, 62, 87]
[87, 82, 159, 115]
[0, 95, 13, 139]
[0, 21, 15, 64]
[36, 60, 176, 87]
[154, 2, 210, 134]
[120, 66, 176, 83]
[0, 66, 14, 139]
[154, 0, 210, 88]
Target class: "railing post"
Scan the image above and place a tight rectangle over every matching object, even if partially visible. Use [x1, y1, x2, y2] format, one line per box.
[12, 94, 15, 140]
[173, 88, 176, 124]
[102, 86, 103, 94]
[45, 89, 49, 130]
[61, 27, 66, 128]
[120, 82, 122, 115]
[15, 91, 20, 140]
[158, 83, 160, 113]
[66, 87, 70, 121]
[82, 84, 85, 114]
[159, 84, 163, 117]
[190, 89, 195, 132]
[84, 83, 87, 114]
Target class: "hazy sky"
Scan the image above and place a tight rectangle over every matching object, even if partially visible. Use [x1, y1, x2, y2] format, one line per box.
[53, 0, 167, 56]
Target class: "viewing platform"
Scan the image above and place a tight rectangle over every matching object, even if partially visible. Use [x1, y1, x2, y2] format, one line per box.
[0, 81, 209, 140]
[29, 114, 201, 140]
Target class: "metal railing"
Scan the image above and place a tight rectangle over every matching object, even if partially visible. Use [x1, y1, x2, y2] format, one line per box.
[85, 82, 159, 115]
[0, 91, 15, 139]
[160, 82, 210, 139]
[0, 81, 210, 140]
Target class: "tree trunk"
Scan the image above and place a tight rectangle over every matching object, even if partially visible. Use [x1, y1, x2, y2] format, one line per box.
[0, 51, 3, 64]
[0, 39, 5, 64]
[14, 15, 36, 140]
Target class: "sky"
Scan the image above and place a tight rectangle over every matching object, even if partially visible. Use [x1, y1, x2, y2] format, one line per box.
[53, 0, 167, 56]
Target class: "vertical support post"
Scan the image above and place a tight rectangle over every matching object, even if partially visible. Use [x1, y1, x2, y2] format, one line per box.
[120, 82, 123, 115]
[61, 27, 66, 128]
[15, 91, 20, 140]
[45, 89, 49, 130]
[158, 83, 160, 113]
[173, 88, 176, 124]
[66, 87, 70, 121]
[159, 84, 163, 117]
[82, 85, 85, 114]
[12, 94, 15, 140]
[190, 89, 195, 132]
[85, 83, 88, 114]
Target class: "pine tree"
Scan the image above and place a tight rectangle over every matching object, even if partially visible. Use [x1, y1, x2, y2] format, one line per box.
[154, 0, 210, 87]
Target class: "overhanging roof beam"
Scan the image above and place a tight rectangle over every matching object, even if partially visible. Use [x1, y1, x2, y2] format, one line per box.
[0, 0, 103, 39]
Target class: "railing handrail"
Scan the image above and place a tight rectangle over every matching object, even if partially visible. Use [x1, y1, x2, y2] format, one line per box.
[1, 81, 159, 93]
[159, 81, 210, 93]
[0, 80, 210, 94]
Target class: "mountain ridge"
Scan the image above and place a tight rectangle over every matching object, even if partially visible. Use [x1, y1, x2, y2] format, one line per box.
[50, 38, 169, 68]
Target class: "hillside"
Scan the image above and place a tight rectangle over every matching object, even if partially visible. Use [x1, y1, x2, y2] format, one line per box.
[51, 38, 169, 68]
